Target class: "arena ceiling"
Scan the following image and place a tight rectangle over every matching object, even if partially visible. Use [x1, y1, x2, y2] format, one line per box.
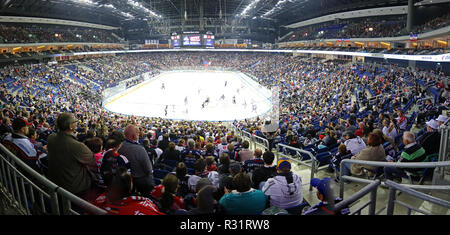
[0, 0, 410, 27]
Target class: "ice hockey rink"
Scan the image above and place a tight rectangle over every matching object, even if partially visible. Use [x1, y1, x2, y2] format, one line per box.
[103, 70, 274, 121]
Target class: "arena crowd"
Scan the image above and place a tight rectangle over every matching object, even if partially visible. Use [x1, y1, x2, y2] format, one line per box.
[0, 51, 448, 215]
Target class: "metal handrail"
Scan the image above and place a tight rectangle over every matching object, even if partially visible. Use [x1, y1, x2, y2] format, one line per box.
[385, 180, 450, 215]
[252, 134, 270, 150]
[339, 158, 450, 198]
[334, 179, 381, 215]
[0, 144, 107, 215]
[276, 143, 316, 191]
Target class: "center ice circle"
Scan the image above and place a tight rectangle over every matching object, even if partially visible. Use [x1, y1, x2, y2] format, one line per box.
[103, 70, 273, 121]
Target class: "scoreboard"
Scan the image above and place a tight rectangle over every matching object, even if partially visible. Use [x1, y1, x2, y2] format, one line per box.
[171, 32, 214, 48]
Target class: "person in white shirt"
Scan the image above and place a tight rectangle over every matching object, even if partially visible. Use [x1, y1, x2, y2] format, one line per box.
[262, 158, 303, 209]
[342, 131, 366, 156]
[382, 119, 398, 141]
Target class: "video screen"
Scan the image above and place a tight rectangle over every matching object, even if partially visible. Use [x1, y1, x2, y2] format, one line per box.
[205, 39, 214, 47]
[204, 34, 214, 48]
[182, 35, 201, 46]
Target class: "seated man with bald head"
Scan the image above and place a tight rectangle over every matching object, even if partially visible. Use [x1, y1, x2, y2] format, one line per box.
[118, 125, 154, 197]
[383, 131, 427, 181]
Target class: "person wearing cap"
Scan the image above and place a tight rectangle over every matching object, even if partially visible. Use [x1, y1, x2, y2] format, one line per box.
[262, 157, 303, 210]
[416, 119, 441, 156]
[303, 177, 350, 215]
[436, 114, 448, 127]
[3, 117, 40, 172]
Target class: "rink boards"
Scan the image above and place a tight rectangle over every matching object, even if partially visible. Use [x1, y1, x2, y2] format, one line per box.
[102, 70, 274, 122]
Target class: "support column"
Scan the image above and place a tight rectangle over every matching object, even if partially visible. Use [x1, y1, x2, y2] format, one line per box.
[199, 0, 204, 31]
[406, 0, 415, 33]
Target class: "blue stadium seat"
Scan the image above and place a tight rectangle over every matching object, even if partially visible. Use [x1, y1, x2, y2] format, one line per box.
[316, 152, 332, 166]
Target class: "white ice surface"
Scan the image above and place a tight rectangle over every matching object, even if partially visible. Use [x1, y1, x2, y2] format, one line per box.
[103, 70, 273, 121]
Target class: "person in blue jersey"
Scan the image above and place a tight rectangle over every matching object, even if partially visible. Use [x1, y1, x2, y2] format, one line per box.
[303, 177, 350, 215]
[201, 142, 218, 161]
[180, 139, 201, 168]
[219, 172, 267, 215]
[242, 148, 264, 174]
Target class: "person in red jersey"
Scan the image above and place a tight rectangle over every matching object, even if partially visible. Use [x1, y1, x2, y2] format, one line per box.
[94, 167, 164, 215]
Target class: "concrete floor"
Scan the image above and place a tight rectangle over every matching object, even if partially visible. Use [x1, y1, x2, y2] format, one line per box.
[289, 157, 450, 215]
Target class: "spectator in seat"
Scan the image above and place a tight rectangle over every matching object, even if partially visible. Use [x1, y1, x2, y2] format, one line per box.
[252, 150, 277, 189]
[417, 99, 435, 125]
[372, 129, 398, 160]
[341, 133, 385, 179]
[436, 114, 448, 128]
[416, 119, 441, 156]
[396, 110, 408, 132]
[3, 117, 40, 171]
[289, 135, 303, 149]
[188, 158, 219, 192]
[303, 177, 350, 215]
[150, 138, 163, 161]
[187, 185, 219, 215]
[242, 148, 264, 174]
[322, 130, 337, 148]
[262, 158, 303, 210]
[159, 142, 180, 163]
[331, 144, 352, 174]
[342, 130, 366, 156]
[0, 116, 12, 137]
[118, 125, 154, 197]
[216, 137, 229, 157]
[101, 135, 131, 189]
[174, 162, 190, 198]
[84, 137, 104, 189]
[303, 134, 317, 147]
[236, 140, 253, 162]
[354, 122, 365, 137]
[151, 173, 185, 214]
[205, 156, 218, 172]
[93, 167, 164, 215]
[384, 131, 428, 181]
[181, 139, 201, 166]
[158, 133, 170, 152]
[142, 139, 157, 165]
[382, 119, 399, 142]
[217, 153, 231, 192]
[201, 142, 218, 161]
[47, 113, 96, 200]
[219, 172, 267, 215]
